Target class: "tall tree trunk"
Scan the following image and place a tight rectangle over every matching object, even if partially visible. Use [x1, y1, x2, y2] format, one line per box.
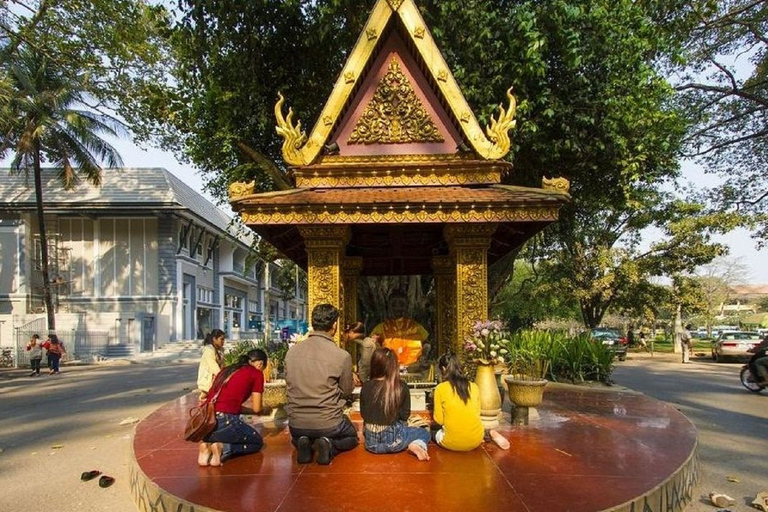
[673, 303, 682, 354]
[33, 144, 56, 331]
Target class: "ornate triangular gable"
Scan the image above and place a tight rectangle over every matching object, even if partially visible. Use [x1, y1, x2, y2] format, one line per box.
[275, 0, 516, 167]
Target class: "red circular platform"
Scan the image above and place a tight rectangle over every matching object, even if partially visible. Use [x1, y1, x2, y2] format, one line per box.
[130, 384, 698, 512]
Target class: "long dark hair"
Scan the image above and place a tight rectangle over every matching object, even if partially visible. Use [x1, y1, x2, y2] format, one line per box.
[438, 353, 470, 404]
[211, 348, 268, 389]
[344, 321, 365, 335]
[369, 347, 403, 423]
[203, 329, 225, 346]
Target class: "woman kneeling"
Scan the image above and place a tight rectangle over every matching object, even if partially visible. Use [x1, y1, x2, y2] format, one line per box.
[199, 349, 268, 466]
[360, 348, 430, 461]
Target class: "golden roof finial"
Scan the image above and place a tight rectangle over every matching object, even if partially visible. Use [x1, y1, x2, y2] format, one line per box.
[542, 177, 571, 194]
[275, 92, 308, 166]
[484, 88, 517, 160]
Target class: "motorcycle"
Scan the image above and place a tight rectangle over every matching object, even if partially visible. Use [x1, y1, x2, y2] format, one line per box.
[741, 342, 768, 393]
[740, 364, 766, 393]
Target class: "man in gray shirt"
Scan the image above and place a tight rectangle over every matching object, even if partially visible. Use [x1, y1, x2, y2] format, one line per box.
[285, 303, 358, 464]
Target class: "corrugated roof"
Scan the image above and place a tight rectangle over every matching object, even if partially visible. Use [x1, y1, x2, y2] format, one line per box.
[0, 167, 253, 244]
[235, 184, 568, 208]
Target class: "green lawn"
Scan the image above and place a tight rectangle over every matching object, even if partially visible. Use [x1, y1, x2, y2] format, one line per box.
[630, 336, 712, 354]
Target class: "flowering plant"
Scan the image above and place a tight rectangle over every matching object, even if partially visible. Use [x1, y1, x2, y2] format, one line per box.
[463, 320, 509, 366]
[288, 331, 308, 347]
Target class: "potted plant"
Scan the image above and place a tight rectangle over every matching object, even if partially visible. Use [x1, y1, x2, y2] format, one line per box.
[503, 330, 553, 408]
[463, 320, 510, 428]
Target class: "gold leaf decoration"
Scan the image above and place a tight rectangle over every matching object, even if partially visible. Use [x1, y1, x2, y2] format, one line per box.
[386, 0, 404, 10]
[348, 58, 444, 145]
[274, 92, 308, 166]
[484, 87, 517, 160]
[542, 176, 571, 193]
[228, 181, 255, 199]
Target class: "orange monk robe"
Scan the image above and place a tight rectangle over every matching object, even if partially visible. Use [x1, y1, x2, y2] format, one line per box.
[371, 318, 429, 367]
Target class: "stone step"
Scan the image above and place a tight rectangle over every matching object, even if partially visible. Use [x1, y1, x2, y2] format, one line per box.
[106, 344, 135, 358]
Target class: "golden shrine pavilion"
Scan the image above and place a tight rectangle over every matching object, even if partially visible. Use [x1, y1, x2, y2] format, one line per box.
[229, 0, 570, 353]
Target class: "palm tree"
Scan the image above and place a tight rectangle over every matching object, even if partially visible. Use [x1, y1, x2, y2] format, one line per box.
[4, 48, 125, 331]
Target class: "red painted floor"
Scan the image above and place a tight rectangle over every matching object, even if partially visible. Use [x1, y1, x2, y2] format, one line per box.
[132, 384, 697, 512]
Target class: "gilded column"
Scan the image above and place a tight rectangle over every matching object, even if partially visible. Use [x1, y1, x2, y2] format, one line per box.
[431, 255, 455, 356]
[444, 224, 497, 352]
[298, 225, 350, 345]
[342, 256, 363, 358]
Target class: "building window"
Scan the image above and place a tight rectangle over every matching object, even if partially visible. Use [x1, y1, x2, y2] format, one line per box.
[179, 227, 188, 250]
[225, 294, 242, 309]
[197, 286, 213, 304]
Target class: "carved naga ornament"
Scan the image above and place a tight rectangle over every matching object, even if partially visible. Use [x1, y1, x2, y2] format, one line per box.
[484, 88, 517, 160]
[275, 92, 308, 166]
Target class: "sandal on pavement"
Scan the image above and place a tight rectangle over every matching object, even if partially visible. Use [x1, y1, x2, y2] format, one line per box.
[98, 476, 115, 488]
[80, 470, 101, 481]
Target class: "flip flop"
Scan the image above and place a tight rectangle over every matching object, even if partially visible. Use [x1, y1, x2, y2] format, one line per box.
[80, 470, 101, 481]
[98, 476, 115, 488]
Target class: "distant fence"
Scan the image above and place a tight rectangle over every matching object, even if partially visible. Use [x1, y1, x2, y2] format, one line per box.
[13, 330, 111, 368]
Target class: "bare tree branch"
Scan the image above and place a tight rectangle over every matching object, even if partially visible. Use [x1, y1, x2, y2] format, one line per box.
[235, 140, 293, 190]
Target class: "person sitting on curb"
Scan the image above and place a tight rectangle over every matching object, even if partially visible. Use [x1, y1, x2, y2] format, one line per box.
[285, 303, 358, 465]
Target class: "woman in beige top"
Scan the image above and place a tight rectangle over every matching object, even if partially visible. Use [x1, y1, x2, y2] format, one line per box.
[197, 329, 225, 398]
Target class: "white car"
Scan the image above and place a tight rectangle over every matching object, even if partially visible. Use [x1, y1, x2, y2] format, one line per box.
[711, 331, 763, 362]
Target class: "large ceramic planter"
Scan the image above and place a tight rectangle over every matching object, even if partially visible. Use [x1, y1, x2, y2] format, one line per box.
[504, 376, 548, 408]
[475, 363, 502, 429]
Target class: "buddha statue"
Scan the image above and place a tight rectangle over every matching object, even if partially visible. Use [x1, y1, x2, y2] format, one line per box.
[371, 291, 429, 367]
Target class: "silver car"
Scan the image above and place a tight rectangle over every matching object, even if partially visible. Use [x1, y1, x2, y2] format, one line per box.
[711, 331, 764, 362]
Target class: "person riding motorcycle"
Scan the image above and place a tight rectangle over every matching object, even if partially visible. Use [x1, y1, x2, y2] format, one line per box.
[746, 337, 768, 386]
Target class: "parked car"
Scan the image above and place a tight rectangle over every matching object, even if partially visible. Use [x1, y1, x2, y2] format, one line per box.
[711, 331, 764, 362]
[589, 328, 628, 361]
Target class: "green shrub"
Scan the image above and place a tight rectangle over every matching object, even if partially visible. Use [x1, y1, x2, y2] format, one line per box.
[504, 330, 555, 381]
[503, 329, 615, 384]
[222, 338, 289, 374]
[550, 333, 614, 383]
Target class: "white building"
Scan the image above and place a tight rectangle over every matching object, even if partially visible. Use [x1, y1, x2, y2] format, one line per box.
[0, 168, 306, 357]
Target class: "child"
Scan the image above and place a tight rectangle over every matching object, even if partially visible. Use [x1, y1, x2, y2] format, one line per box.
[433, 353, 509, 451]
[26, 334, 43, 376]
[360, 348, 430, 460]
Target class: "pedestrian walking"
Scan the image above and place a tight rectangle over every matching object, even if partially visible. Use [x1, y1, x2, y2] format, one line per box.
[681, 324, 693, 364]
[26, 334, 43, 376]
[46, 334, 66, 374]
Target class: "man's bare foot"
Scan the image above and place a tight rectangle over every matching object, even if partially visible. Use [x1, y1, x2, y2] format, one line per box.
[408, 442, 430, 461]
[198, 443, 211, 466]
[209, 442, 224, 466]
[490, 430, 510, 450]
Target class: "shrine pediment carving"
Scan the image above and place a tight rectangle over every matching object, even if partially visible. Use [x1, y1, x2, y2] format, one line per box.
[274, 0, 518, 169]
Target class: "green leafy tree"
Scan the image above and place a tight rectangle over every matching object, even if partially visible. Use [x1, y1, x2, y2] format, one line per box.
[134, 0, 735, 325]
[674, 0, 768, 241]
[0, 0, 172, 144]
[2, 1, 169, 330]
[4, 49, 124, 330]
[689, 256, 749, 333]
[491, 259, 581, 331]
